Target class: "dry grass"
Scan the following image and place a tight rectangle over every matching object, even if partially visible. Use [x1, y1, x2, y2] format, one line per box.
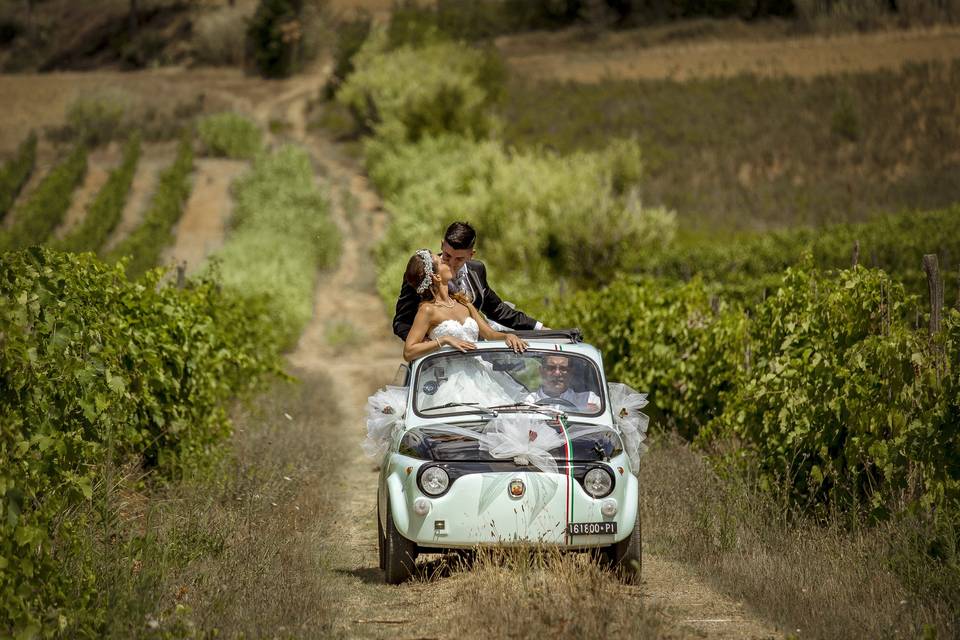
[442, 548, 685, 639]
[84, 369, 342, 638]
[641, 432, 959, 639]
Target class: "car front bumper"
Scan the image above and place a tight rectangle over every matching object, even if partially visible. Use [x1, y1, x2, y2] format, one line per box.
[383, 454, 638, 550]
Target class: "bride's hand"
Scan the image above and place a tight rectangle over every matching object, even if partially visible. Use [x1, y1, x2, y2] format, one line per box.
[505, 334, 527, 353]
[441, 336, 476, 352]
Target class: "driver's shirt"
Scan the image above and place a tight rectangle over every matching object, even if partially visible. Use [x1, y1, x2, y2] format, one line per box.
[524, 388, 601, 412]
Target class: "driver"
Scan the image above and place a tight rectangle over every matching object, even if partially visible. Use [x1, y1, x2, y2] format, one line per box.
[524, 354, 600, 412]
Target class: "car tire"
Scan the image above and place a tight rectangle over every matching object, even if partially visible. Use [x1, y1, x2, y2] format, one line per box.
[383, 497, 418, 584]
[377, 500, 386, 571]
[599, 498, 642, 585]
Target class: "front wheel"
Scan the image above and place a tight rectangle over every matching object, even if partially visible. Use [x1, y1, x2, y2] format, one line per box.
[383, 497, 418, 584]
[599, 500, 642, 584]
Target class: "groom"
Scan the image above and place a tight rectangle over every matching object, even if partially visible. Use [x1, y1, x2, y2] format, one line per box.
[392, 221, 546, 340]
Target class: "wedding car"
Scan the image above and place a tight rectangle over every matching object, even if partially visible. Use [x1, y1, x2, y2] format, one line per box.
[363, 330, 648, 585]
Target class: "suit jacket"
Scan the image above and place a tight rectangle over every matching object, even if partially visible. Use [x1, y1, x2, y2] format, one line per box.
[392, 260, 539, 341]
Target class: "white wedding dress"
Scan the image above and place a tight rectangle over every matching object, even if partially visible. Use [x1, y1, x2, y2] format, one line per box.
[419, 317, 526, 410]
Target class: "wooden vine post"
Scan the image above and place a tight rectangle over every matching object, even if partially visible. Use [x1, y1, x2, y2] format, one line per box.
[176, 260, 187, 289]
[851, 239, 860, 267]
[922, 254, 943, 336]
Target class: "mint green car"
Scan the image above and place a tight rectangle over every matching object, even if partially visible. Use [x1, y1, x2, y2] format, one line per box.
[375, 331, 642, 584]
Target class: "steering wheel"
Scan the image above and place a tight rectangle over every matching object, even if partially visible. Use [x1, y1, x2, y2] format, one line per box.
[535, 396, 577, 409]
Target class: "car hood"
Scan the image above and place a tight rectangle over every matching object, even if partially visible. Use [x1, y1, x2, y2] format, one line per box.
[398, 421, 622, 463]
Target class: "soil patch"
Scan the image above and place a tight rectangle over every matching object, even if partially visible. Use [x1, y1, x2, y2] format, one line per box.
[163, 157, 248, 274]
[53, 143, 121, 240]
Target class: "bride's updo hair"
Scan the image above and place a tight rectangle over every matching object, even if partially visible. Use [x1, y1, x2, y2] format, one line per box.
[404, 252, 434, 301]
[404, 251, 469, 305]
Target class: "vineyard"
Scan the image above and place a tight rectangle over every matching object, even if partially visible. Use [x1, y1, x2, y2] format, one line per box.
[0, 105, 339, 633]
[2, 0, 960, 637]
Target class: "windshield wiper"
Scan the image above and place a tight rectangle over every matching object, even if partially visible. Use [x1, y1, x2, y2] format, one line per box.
[486, 402, 567, 419]
[419, 402, 499, 417]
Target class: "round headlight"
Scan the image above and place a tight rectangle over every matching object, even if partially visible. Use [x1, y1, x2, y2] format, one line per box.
[420, 466, 450, 496]
[583, 468, 613, 498]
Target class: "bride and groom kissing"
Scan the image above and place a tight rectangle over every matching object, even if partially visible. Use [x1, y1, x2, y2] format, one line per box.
[391, 221, 547, 362]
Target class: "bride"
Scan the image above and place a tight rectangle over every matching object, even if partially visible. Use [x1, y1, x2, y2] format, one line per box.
[402, 249, 528, 407]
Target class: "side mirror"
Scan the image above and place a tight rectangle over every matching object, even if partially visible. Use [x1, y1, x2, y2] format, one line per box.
[392, 363, 410, 387]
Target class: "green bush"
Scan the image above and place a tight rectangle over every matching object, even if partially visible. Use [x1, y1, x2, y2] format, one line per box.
[106, 136, 194, 279]
[325, 9, 372, 97]
[0, 131, 37, 224]
[0, 144, 87, 252]
[56, 134, 141, 254]
[197, 112, 263, 159]
[548, 260, 960, 518]
[336, 30, 498, 145]
[209, 145, 340, 348]
[369, 134, 675, 306]
[708, 265, 959, 514]
[0, 247, 280, 636]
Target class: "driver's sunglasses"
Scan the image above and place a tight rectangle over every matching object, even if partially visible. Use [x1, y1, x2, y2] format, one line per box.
[543, 365, 570, 373]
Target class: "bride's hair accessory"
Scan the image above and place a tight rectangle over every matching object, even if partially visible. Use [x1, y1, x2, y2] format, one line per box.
[415, 249, 434, 294]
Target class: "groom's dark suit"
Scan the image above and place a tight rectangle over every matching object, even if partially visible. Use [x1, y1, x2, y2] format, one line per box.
[392, 259, 539, 341]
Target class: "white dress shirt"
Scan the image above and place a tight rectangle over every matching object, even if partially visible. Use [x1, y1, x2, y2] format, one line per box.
[524, 387, 601, 412]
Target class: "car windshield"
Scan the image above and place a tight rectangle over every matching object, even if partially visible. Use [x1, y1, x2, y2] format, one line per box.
[413, 349, 604, 417]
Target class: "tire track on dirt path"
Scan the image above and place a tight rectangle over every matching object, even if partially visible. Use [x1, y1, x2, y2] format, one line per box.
[282, 114, 470, 638]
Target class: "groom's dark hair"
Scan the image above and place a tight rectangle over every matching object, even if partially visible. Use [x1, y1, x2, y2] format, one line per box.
[444, 221, 476, 250]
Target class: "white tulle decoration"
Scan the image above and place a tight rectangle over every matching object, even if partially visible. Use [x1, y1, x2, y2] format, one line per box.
[362, 385, 408, 459]
[479, 415, 568, 474]
[607, 382, 650, 473]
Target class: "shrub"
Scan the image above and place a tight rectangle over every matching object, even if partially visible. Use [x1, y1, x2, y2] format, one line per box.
[245, 0, 330, 78]
[0, 144, 87, 252]
[369, 134, 675, 306]
[708, 265, 959, 515]
[0, 247, 280, 636]
[197, 112, 263, 159]
[56, 134, 141, 254]
[547, 259, 960, 518]
[336, 31, 498, 146]
[105, 135, 193, 279]
[209, 145, 340, 348]
[324, 9, 372, 98]
[63, 88, 136, 147]
[192, 4, 251, 66]
[0, 131, 37, 224]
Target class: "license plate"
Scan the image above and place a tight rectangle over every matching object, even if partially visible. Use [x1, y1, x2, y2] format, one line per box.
[568, 522, 617, 535]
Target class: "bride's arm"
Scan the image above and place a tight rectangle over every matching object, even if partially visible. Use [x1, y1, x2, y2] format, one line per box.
[465, 302, 528, 353]
[403, 306, 441, 362]
[402, 306, 478, 362]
